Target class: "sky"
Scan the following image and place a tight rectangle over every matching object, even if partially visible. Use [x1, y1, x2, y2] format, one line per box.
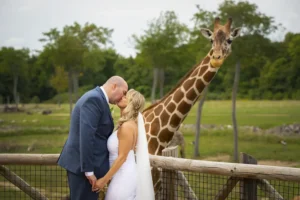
[1, 0, 300, 57]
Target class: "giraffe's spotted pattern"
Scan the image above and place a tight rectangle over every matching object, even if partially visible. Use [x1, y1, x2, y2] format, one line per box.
[143, 57, 220, 155]
[142, 17, 241, 194]
[143, 57, 228, 154]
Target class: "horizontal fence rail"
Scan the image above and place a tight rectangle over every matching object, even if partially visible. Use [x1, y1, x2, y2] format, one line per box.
[1, 153, 300, 200]
[149, 155, 300, 183]
[1, 154, 300, 182]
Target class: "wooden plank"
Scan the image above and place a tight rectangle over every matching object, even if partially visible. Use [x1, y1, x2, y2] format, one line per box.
[214, 177, 240, 200]
[1, 154, 300, 182]
[176, 171, 198, 200]
[0, 165, 48, 200]
[240, 153, 257, 200]
[0, 154, 58, 165]
[148, 155, 300, 182]
[257, 179, 284, 200]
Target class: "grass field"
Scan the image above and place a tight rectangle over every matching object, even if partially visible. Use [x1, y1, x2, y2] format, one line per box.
[183, 100, 300, 129]
[1, 100, 300, 164]
[1, 100, 299, 128]
[1, 100, 300, 199]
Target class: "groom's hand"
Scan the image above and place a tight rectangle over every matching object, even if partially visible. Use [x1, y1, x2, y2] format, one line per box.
[92, 177, 108, 193]
[86, 174, 97, 188]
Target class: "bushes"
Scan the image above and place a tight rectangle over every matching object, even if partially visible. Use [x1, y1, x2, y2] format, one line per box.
[292, 90, 300, 100]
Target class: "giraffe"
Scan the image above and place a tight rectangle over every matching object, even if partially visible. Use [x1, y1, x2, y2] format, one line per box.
[142, 17, 241, 192]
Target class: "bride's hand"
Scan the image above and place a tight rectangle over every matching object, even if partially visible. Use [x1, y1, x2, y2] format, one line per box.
[92, 178, 108, 192]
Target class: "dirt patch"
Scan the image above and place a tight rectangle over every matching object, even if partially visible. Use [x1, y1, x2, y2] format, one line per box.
[50, 113, 70, 117]
[250, 114, 289, 117]
[0, 126, 68, 133]
[203, 154, 231, 162]
[258, 160, 300, 167]
[181, 123, 300, 135]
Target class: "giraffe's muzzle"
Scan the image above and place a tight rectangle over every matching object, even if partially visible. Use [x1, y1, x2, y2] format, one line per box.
[210, 58, 224, 68]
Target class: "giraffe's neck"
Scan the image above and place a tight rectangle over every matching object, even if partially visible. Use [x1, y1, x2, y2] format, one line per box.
[144, 50, 221, 155]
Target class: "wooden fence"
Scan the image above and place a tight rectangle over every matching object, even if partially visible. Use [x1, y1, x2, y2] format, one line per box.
[1, 150, 300, 199]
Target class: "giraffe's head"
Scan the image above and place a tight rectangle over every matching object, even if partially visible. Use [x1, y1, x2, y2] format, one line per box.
[200, 17, 241, 68]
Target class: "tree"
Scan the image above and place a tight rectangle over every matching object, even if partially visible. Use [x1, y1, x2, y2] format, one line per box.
[113, 54, 152, 97]
[64, 22, 113, 101]
[40, 22, 113, 115]
[34, 47, 58, 101]
[80, 48, 117, 87]
[216, 0, 279, 96]
[0, 47, 29, 108]
[132, 11, 189, 102]
[286, 33, 300, 99]
[259, 33, 300, 100]
[50, 66, 68, 107]
[194, 87, 208, 158]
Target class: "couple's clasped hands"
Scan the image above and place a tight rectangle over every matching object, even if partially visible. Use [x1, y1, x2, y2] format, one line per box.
[86, 175, 109, 193]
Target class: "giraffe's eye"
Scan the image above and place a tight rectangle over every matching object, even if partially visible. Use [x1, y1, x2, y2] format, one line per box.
[227, 39, 232, 44]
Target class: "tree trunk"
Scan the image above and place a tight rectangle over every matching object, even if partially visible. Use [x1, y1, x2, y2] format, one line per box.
[151, 67, 159, 103]
[194, 87, 208, 158]
[58, 94, 61, 108]
[6, 96, 10, 105]
[68, 70, 73, 116]
[232, 60, 241, 162]
[13, 75, 19, 109]
[72, 71, 79, 102]
[159, 68, 165, 99]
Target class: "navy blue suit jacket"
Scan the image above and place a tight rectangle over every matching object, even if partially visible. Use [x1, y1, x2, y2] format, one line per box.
[57, 86, 114, 178]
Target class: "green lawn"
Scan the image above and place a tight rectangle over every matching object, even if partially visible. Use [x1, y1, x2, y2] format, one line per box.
[1, 100, 299, 129]
[183, 130, 300, 165]
[1, 101, 300, 199]
[183, 100, 300, 129]
[0, 100, 300, 163]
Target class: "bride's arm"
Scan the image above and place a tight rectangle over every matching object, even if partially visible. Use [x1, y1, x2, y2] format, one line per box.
[94, 122, 134, 188]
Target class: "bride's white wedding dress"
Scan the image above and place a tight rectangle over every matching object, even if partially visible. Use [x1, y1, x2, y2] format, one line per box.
[105, 113, 155, 200]
[105, 130, 137, 200]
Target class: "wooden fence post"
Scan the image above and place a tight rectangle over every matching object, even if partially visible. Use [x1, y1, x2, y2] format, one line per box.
[240, 153, 257, 200]
[257, 179, 284, 200]
[0, 165, 48, 200]
[159, 146, 179, 200]
[175, 171, 198, 200]
[214, 177, 240, 200]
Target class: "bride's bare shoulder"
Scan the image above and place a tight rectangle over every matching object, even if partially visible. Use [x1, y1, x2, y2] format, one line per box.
[118, 121, 137, 134]
[121, 120, 137, 127]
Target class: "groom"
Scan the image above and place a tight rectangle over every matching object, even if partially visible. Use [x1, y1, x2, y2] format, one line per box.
[57, 76, 128, 200]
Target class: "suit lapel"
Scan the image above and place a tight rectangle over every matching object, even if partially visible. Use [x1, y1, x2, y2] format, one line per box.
[95, 86, 114, 129]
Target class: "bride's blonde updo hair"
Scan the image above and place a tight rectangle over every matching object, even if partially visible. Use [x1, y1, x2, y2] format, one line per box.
[118, 89, 145, 126]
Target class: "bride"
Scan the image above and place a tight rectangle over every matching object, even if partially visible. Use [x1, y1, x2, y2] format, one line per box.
[93, 89, 155, 200]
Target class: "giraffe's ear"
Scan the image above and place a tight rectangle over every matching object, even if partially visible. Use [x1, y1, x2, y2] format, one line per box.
[230, 27, 241, 40]
[200, 28, 213, 40]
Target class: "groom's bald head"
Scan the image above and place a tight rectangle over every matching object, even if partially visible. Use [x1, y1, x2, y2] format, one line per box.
[103, 76, 128, 104]
[105, 76, 127, 86]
